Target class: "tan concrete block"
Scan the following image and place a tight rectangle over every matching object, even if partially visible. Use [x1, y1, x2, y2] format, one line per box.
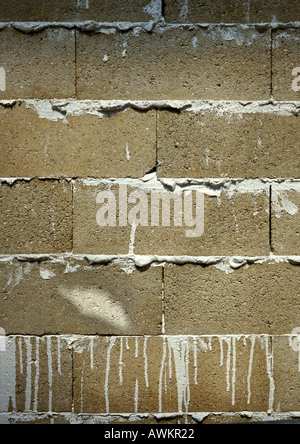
[77, 28, 271, 100]
[165, 0, 300, 24]
[0, 104, 156, 178]
[73, 181, 270, 256]
[0, 180, 72, 254]
[0, 0, 75, 21]
[250, 0, 300, 23]
[157, 110, 300, 179]
[0, 336, 72, 413]
[164, 0, 248, 23]
[77, 0, 157, 22]
[164, 262, 300, 335]
[73, 336, 163, 414]
[0, 0, 154, 22]
[271, 188, 300, 255]
[73, 181, 131, 255]
[0, 28, 75, 99]
[73, 335, 272, 413]
[273, 336, 300, 412]
[136, 191, 269, 256]
[0, 260, 162, 335]
[272, 30, 300, 101]
[74, 181, 270, 256]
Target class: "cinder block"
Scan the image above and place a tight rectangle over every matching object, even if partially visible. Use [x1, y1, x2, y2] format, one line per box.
[157, 110, 300, 178]
[273, 336, 300, 412]
[73, 181, 270, 256]
[164, 0, 248, 23]
[0, 180, 72, 254]
[0, 28, 75, 99]
[164, 0, 300, 24]
[271, 187, 300, 255]
[73, 181, 132, 255]
[0, 103, 156, 178]
[0, 0, 154, 22]
[0, 336, 72, 413]
[0, 0, 75, 21]
[250, 0, 300, 23]
[0, 260, 162, 336]
[272, 30, 300, 101]
[76, 27, 271, 100]
[73, 335, 272, 413]
[164, 262, 300, 335]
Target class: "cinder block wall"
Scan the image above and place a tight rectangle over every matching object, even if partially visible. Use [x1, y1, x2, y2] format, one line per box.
[0, 0, 300, 424]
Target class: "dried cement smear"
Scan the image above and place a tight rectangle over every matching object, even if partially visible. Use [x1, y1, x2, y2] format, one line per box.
[5, 99, 300, 122]
[0, 253, 299, 273]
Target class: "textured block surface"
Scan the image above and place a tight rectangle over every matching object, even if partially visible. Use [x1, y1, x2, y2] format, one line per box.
[73, 181, 270, 256]
[0, 104, 156, 178]
[273, 336, 300, 412]
[157, 110, 300, 178]
[72, 335, 272, 413]
[76, 28, 271, 100]
[250, 0, 300, 23]
[0, 0, 153, 22]
[271, 187, 300, 255]
[164, 262, 300, 335]
[0, 336, 72, 413]
[0, 180, 72, 254]
[164, 0, 300, 23]
[272, 30, 300, 101]
[0, 29, 75, 99]
[0, 261, 162, 335]
[164, 0, 249, 23]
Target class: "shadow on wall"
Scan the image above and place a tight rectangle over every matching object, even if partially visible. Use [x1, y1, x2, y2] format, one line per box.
[58, 285, 130, 332]
[0, 260, 162, 336]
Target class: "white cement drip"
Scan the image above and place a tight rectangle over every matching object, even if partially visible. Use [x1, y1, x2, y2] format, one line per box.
[167, 337, 191, 413]
[47, 337, 53, 413]
[24, 337, 32, 411]
[144, 338, 149, 389]
[105, 338, 116, 414]
[33, 338, 40, 412]
[0, 334, 298, 417]
[247, 336, 256, 405]
[0, 338, 16, 412]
